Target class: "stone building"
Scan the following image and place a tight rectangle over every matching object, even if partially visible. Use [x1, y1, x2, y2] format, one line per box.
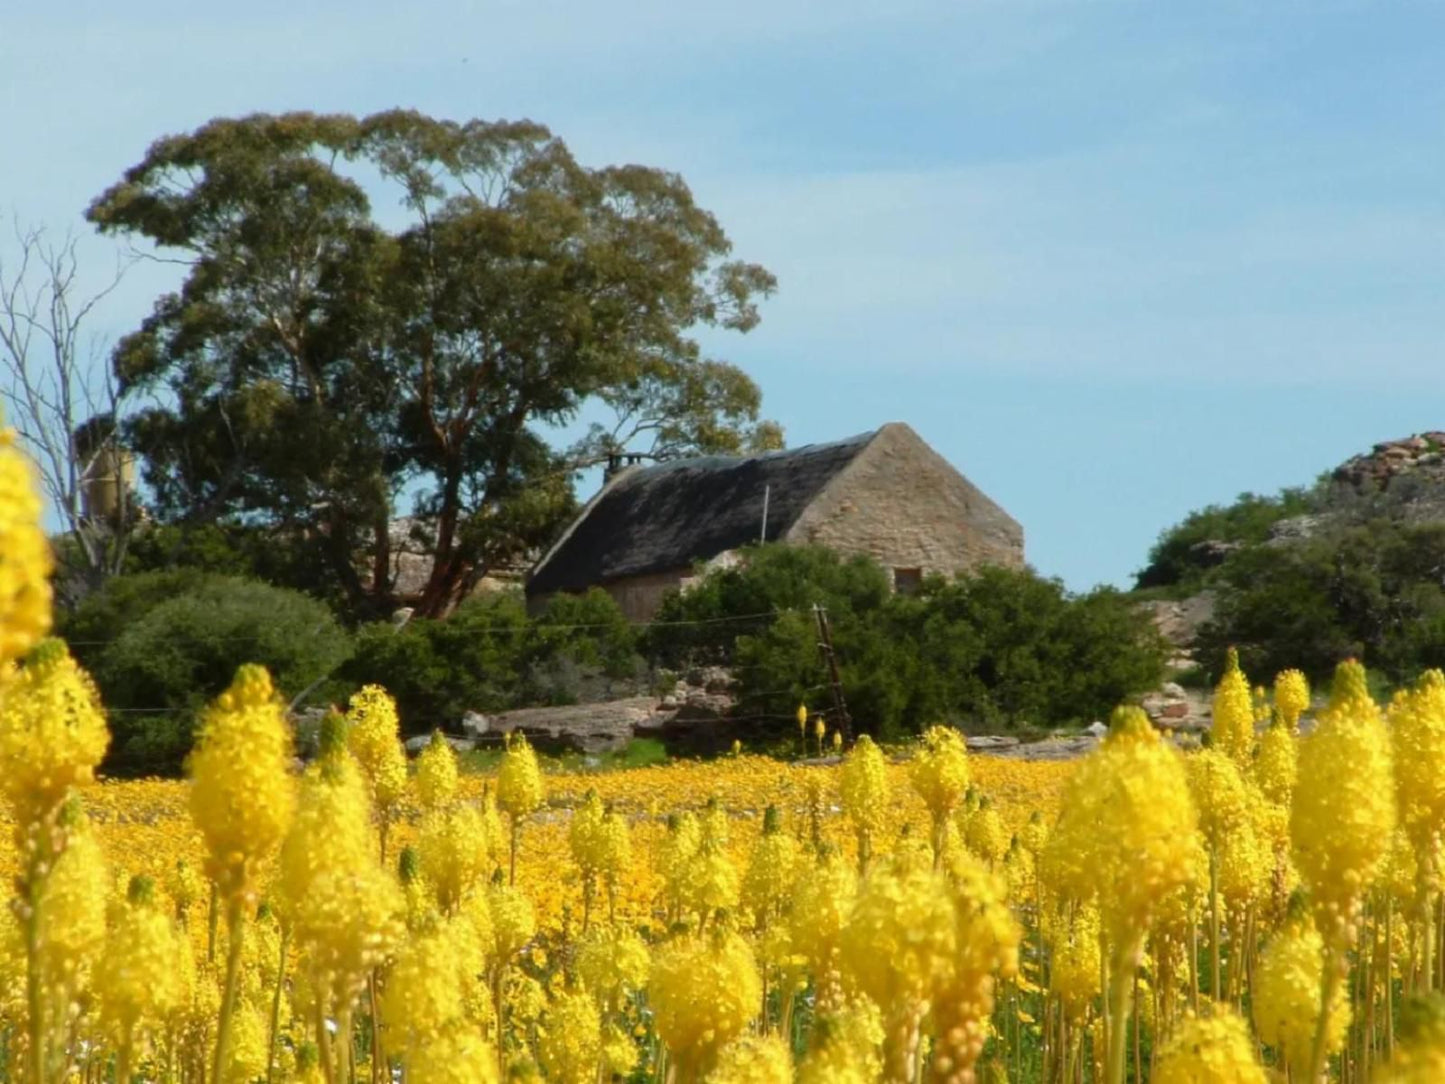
[525, 422, 1024, 622]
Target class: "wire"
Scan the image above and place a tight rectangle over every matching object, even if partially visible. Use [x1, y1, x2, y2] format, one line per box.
[61, 607, 782, 648]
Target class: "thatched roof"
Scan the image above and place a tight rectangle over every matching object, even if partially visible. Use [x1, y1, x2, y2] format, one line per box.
[527, 430, 879, 596]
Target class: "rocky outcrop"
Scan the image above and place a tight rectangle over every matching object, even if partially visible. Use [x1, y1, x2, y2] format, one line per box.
[1332, 433, 1445, 491]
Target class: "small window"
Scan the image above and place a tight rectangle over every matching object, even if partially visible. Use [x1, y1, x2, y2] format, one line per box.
[893, 568, 923, 595]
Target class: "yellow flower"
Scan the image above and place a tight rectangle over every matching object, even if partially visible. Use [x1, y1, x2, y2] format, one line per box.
[188, 664, 295, 906]
[1253, 720, 1297, 807]
[36, 806, 108, 990]
[575, 924, 650, 1006]
[1291, 659, 1395, 940]
[419, 804, 491, 915]
[930, 849, 1020, 1082]
[840, 735, 889, 869]
[346, 683, 408, 825]
[1153, 1005, 1266, 1084]
[96, 875, 188, 1053]
[382, 922, 468, 1056]
[1274, 669, 1310, 731]
[538, 990, 602, 1084]
[406, 1026, 499, 1084]
[707, 1033, 793, 1084]
[279, 718, 404, 1011]
[651, 927, 761, 1073]
[1252, 910, 1348, 1074]
[497, 732, 544, 820]
[912, 726, 970, 818]
[1391, 670, 1445, 898]
[742, 806, 799, 926]
[1212, 647, 1255, 767]
[416, 731, 460, 812]
[0, 426, 52, 663]
[0, 639, 109, 824]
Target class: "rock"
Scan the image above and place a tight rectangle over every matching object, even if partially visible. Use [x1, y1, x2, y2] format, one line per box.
[1158, 701, 1190, 719]
[403, 734, 476, 754]
[490, 697, 658, 755]
[1160, 681, 1186, 699]
[460, 711, 489, 737]
[659, 694, 679, 710]
[964, 735, 1020, 751]
[1085, 721, 1108, 738]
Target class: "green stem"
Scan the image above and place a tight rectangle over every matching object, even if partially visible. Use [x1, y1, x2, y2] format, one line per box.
[1104, 938, 1140, 1084]
[1209, 846, 1222, 1001]
[23, 842, 46, 1084]
[211, 901, 246, 1084]
[1306, 939, 1345, 1084]
[266, 927, 291, 1084]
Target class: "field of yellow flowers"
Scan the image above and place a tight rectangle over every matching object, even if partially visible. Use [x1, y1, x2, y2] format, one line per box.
[7, 426, 1445, 1084]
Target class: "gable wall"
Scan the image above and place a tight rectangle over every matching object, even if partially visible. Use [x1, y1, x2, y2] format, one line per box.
[783, 424, 1023, 582]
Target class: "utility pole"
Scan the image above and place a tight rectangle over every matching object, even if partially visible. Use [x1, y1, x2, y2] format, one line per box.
[813, 604, 852, 743]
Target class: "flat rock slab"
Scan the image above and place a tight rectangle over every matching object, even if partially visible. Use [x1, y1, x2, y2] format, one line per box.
[489, 697, 662, 754]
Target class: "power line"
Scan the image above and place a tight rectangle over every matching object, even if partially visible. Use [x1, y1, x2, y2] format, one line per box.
[60, 607, 782, 648]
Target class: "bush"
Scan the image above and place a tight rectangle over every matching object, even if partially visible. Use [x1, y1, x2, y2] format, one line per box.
[81, 575, 353, 774]
[659, 546, 1168, 739]
[1195, 520, 1445, 686]
[343, 588, 642, 734]
[1135, 488, 1317, 591]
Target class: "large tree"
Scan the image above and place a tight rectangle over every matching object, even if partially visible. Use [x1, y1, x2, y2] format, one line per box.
[87, 111, 778, 617]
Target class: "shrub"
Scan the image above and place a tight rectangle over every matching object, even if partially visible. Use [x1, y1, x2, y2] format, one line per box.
[85, 575, 353, 774]
[661, 546, 1167, 739]
[1195, 520, 1445, 685]
[343, 589, 642, 734]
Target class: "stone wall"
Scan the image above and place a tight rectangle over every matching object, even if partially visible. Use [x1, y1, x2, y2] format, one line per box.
[531, 567, 692, 623]
[783, 422, 1024, 581]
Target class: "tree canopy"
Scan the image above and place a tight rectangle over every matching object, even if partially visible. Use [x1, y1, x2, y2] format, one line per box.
[88, 111, 778, 617]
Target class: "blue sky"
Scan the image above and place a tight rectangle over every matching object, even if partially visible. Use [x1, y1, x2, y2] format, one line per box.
[4, 0, 1444, 590]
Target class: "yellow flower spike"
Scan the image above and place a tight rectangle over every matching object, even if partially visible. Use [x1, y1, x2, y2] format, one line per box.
[280, 714, 404, 1030]
[537, 990, 602, 1084]
[742, 805, 799, 928]
[96, 874, 188, 1078]
[1391, 670, 1445, 911]
[1292, 659, 1395, 941]
[1274, 669, 1310, 731]
[930, 849, 1020, 1083]
[651, 926, 761, 1078]
[1253, 717, 1297, 807]
[419, 803, 490, 916]
[840, 857, 956, 1082]
[839, 734, 889, 873]
[911, 725, 970, 864]
[415, 731, 459, 813]
[1153, 1005, 1267, 1084]
[706, 1033, 792, 1084]
[0, 638, 109, 826]
[497, 731, 544, 885]
[1252, 904, 1348, 1077]
[187, 664, 295, 1082]
[1211, 647, 1255, 767]
[345, 683, 408, 852]
[189, 664, 294, 908]
[0, 426, 52, 664]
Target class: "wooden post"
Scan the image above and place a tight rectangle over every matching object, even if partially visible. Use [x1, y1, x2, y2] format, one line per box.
[814, 604, 852, 743]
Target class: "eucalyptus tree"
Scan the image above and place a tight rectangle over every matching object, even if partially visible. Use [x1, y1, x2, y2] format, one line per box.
[88, 111, 777, 616]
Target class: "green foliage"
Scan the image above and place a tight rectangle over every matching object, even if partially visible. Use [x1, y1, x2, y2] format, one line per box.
[643, 544, 891, 667]
[88, 110, 776, 617]
[74, 574, 353, 774]
[343, 588, 641, 734]
[1196, 520, 1445, 685]
[1135, 488, 1316, 591]
[655, 545, 1167, 738]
